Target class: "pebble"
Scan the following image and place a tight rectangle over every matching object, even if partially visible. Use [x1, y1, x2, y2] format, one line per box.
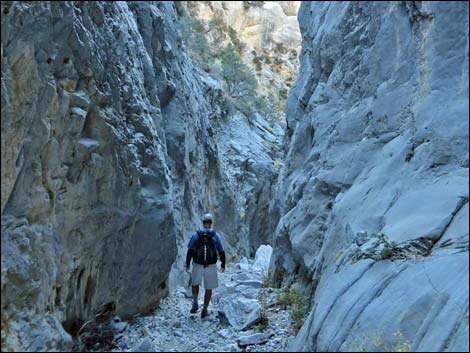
[141, 327, 150, 337]
[218, 328, 230, 338]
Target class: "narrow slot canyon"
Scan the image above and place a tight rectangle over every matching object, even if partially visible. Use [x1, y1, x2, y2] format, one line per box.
[1, 1, 468, 352]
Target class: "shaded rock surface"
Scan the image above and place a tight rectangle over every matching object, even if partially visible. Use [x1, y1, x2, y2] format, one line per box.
[1, 2, 280, 351]
[216, 113, 284, 255]
[271, 1, 469, 352]
[237, 333, 268, 346]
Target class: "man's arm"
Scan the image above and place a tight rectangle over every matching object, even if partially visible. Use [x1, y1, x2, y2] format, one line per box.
[186, 248, 194, 270]
[186, 233, 197, 271]
[215, 233, 226, 270]
[219, 250, 226, 270]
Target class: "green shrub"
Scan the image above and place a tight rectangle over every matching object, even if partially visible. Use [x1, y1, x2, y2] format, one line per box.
[253, 291, 270, 332]
[228, 26, 245, 53]
[347, 330, 411, 352]
[262, 272, 273, 288]
[279, 87, 288, 101]
[276, 287, 309, 333]
[371, 233, 398, 260]
[393, 331, 411, 352]
[253, 56, 262, 72]
[208, 15, 226, 53]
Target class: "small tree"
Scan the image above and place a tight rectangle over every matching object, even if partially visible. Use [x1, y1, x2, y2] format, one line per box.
[228, 26, 245, 53]
[220, 44, 258, 99]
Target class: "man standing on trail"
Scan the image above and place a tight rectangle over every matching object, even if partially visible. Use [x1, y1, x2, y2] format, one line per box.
[186, 213, 226, 318]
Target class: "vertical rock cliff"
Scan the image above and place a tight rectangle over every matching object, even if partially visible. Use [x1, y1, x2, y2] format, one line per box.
[273, 1, 469, 351]
[1, 2, 246, 351]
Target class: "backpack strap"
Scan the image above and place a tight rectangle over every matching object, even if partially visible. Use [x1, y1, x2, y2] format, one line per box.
[197, 229, 215, 237]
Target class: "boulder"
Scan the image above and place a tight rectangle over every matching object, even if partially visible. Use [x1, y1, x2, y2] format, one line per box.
[110, 321, 128, 333]
[252, 245, 273, 276]
[253, 245, 273, 273]
[237, 333, 268, 346]
[218, 294, 261, 331]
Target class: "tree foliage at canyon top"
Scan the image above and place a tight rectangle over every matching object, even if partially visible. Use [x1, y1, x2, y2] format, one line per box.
[179, 7, 282, 122]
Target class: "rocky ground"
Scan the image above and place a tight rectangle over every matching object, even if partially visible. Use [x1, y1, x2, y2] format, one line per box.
[76, 246, 296, 352]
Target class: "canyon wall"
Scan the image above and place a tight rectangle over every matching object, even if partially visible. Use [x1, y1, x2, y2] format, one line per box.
[1, 1, 247, 350]
[272, 1, 469, 351]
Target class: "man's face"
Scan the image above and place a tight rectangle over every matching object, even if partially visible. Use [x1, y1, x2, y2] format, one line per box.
[203, 221, 212, 228]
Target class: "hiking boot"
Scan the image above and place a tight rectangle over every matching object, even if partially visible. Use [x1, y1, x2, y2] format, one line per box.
[201, 308, 209, 319]
[190, 302, 198, 314]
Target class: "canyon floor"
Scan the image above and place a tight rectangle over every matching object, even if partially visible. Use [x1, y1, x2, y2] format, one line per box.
[75, 255, 296, 352]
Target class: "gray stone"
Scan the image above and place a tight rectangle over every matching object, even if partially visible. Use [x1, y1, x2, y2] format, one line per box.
[354, 231, 369, 246]
[111, 321, 128, 333]
[218, 328, 231, 339]
[237, 280, 264, 289]
[218, 294, 261, 331]
[222, 343, 243, 352]
[241, 308, 263, 331]
[237, 333, 268, 346]
[252, 245, 274, 276]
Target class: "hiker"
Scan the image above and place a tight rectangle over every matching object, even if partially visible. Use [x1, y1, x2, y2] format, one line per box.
[186, 213, 226, 318]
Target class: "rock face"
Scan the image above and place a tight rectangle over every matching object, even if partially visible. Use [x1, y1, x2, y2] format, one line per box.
[216, 113, 283, 254]
[0, 2, 253, 351]
[184, 1, 301, 120]
[272, 1, 469, 352]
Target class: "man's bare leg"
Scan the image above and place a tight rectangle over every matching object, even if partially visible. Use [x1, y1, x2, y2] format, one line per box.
[201, 289, 212, 318]
[190, 285, 199, 313]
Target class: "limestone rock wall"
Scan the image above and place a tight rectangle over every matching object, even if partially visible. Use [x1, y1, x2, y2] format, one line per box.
[272, 1, 469, 351]
[1, 2, 243, 351]
[215, 111, 284, 255]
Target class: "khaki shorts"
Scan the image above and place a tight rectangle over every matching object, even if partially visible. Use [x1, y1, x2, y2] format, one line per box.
[191, 263, 218, 289]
